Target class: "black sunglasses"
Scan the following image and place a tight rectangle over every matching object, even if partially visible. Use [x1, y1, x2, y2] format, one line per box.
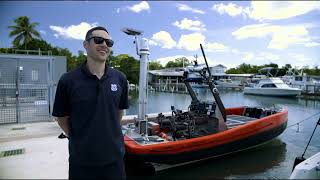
[87, 36, 114, 47]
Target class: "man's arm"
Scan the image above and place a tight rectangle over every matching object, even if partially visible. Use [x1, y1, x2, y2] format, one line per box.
[55, 116, 70, 137]
[118, 110, 124, 122]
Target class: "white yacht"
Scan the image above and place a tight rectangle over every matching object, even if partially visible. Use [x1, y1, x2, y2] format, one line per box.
[190, 83, 209, 88]
[185, 63, 209, 88]
[243, 77, 302, 97]
[282, 75, 320, 93]
[185, 64, 207, 80]
[214, 78, 241, 88]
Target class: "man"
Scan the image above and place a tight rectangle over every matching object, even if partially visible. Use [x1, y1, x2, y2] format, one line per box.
[52, 26, 129, 179]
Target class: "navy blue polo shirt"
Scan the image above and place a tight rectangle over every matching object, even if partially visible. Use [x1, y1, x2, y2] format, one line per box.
[52, 61, 129, 165]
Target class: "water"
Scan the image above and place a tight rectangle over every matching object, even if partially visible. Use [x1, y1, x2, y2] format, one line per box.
[126, 89, 320, 179]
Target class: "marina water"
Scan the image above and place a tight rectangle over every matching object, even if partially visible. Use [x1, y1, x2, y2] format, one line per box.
[126, 89, 320, 179]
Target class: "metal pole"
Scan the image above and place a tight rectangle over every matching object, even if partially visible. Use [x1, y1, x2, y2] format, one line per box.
[137, 38, 150, 136]
[16, 60, 21, 123]
[200, 44, 226, 121]
[137, 38, 150, 121]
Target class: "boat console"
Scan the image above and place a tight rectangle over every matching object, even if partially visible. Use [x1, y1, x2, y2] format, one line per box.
[243, 107, 277, 118]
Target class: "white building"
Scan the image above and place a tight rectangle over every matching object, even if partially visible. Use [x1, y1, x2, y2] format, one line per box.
[209, 64, 227, 75]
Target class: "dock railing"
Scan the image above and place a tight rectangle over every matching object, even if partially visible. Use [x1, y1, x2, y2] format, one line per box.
[290, 84, 320, 95]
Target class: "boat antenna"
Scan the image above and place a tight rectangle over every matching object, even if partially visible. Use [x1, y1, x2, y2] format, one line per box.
[200, 44, 226, 121]
[121, 27, 143, 56]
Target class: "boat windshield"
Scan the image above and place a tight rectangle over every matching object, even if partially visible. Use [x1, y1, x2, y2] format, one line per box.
[191, 85, 212, 102]
[261, 83, 277, 88]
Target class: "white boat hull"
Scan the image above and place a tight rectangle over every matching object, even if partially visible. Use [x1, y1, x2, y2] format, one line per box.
[216, 83, 241, 88]
[215, 79, 241, 88]
[290, 152, 320, 179]
[191, 84, 209, 88]
[243, 87, 301, 97]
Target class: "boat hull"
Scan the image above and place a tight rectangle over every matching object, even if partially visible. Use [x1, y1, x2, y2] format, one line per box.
[124, 107, 288, 164]
[243, 87, 301, 97]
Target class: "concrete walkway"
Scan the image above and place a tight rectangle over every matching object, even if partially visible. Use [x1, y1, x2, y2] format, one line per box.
[0, 121, 69, 179]
[0, 114, 167, 179]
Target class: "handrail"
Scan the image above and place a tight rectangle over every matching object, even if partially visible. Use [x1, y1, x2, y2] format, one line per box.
[0, 49, 52, 56]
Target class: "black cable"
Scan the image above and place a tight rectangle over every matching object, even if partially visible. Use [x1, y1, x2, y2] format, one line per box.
[301, 117, 320, 158]
[286, 111, 320, 129]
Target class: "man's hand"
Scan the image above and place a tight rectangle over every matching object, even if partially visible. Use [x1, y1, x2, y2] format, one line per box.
[55, 116, 70, 137]
[118, 110, 124, 122]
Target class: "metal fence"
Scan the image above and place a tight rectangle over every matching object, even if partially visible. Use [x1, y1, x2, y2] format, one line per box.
[0, 55, 53, 124]
[290, 84, 320, 94]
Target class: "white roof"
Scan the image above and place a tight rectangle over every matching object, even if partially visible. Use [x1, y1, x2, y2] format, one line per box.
[148, 69, 184, 77]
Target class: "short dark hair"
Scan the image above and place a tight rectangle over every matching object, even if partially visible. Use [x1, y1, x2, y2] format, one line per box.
[85, 26, 109, 40]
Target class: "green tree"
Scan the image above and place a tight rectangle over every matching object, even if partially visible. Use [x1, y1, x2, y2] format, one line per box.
[165, 57, 190, 68]
[175, 57, 190, 67]
[15, 38, 52, 52]
[8, 16, 41, 49]
[165, 61, 178, 68]
[0, 48, 15, 54]
[111, 54, 140, 84]
[238, 63, 255, 73]
[149, 61, 163, 70]
[11, 38, 78, 72]
[226, 63, 283, 75]
[226, 68, 240, 74]
[284, 64, 292, 70]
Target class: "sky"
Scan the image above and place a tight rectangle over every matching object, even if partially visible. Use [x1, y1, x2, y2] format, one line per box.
[1, 1, 320, 69]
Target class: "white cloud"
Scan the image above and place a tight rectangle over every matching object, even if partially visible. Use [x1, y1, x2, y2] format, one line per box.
[205, 42, 229, 52]
[39, 30, 46, 35]
[176, 4, 205, 14]
[149, 31, 177, 49]
[50, 22, 98, 40]
[231, 48, 240, 54]
[172, 18, 206, 31]
[212, 2, 320, 21]
[232, 23, 317, 50]
[288, 53, 314, 68]
[239, 52, 281, 66]
[127, 1, 150, 13]
[241, 52, 254, 62]
[212, 3, 247, 17]
[232, 23, 273, 40]
[255, 52, 280, 62]
[150, 31, 230, 53]
[177, 32, 206, 51]
[249, 1, 320, 21]
[304, 42, 320, 47]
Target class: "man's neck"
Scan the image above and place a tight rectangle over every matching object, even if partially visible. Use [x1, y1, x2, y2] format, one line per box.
[86, 58, 106, 79]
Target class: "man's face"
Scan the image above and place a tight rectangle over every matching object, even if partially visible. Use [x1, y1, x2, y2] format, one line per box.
[84, 30, 112, 62]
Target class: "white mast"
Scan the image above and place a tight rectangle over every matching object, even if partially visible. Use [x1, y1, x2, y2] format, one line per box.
[138, 38, 150, 121]
[122, 28, 150, 135]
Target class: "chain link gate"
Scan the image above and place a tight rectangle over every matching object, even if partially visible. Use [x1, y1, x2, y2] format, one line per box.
[0, 56, 51, 124]
[0, 58, 18, 124]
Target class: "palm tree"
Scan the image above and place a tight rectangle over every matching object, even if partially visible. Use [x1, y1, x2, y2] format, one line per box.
[8, 16, 41, 49]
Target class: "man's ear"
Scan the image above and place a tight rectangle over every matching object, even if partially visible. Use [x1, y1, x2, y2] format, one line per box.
[83, 41, 88, 49]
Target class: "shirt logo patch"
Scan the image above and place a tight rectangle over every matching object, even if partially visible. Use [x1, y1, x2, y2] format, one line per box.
[111, 84, 118, 91]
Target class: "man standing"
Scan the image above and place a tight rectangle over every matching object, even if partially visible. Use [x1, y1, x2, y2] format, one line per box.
[52, 26, 129, 179]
